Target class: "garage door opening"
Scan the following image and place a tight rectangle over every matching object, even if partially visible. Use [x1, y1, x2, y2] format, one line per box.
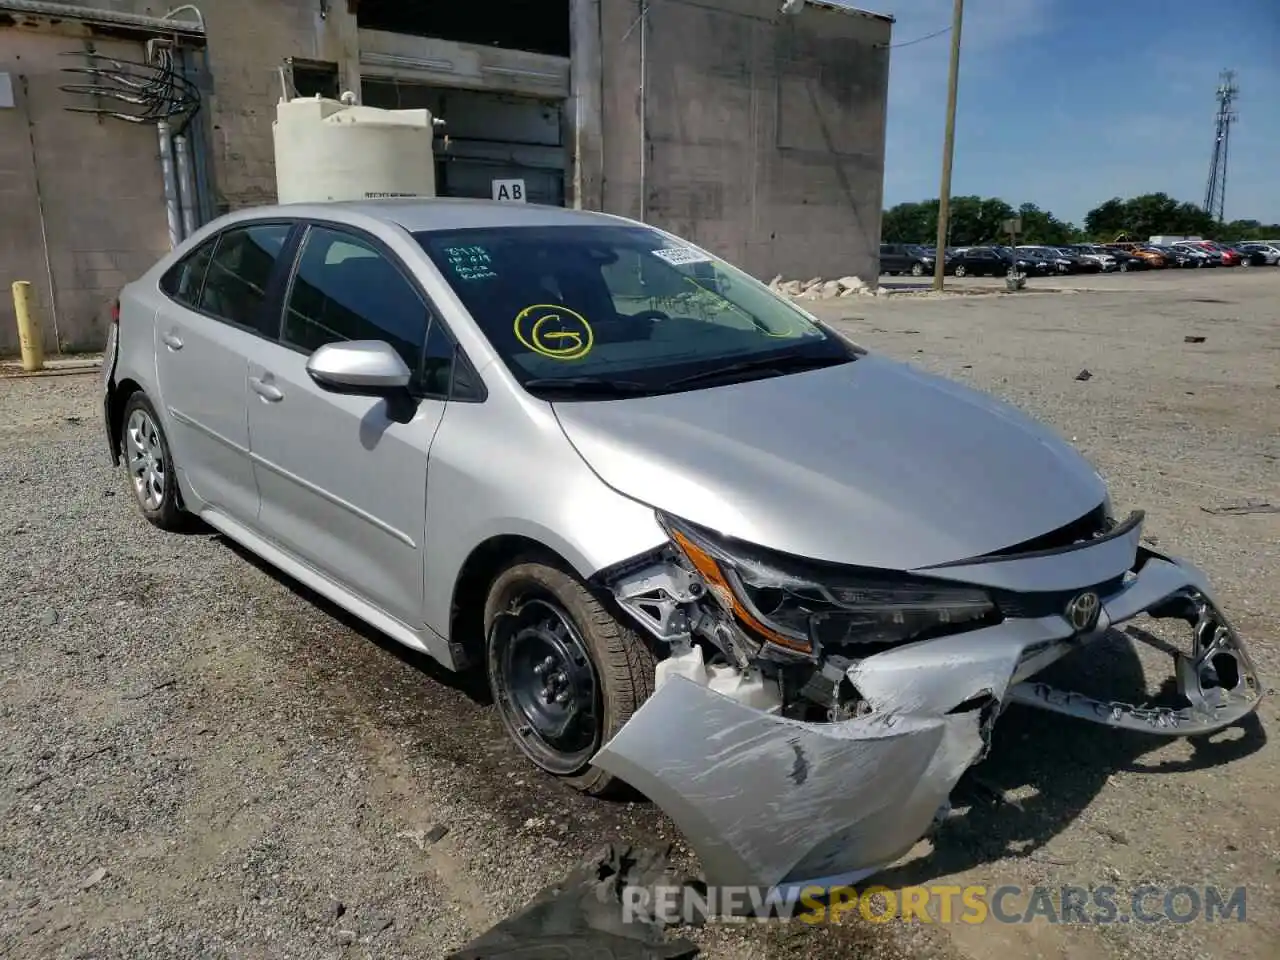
[355, 1, 570, 57]
[361, 79, 566, 206]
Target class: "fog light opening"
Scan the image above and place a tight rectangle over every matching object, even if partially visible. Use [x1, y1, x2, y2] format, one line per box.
[1205, 652, 1241, 691]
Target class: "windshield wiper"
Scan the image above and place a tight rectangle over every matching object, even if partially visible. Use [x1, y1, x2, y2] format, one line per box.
[665, 352, 850, 390]
[523, 376, 656, 397]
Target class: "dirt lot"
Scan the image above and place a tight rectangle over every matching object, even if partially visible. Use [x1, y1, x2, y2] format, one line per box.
[2, 267, 1277, 959]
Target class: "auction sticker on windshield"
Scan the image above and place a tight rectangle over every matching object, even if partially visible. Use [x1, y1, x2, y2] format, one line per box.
[653, 245, 714, 266]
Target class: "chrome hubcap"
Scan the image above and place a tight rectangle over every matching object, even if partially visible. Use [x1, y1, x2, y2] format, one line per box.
[124, 408, 166, 510]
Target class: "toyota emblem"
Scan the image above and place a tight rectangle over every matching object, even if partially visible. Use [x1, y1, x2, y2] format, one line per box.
[1065, 591, 1101, 632]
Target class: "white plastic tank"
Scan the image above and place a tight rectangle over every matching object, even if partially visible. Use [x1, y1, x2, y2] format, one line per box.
[272, 92, 438, 204]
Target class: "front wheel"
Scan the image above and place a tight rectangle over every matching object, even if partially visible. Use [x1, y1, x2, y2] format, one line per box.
[910, 262, 925, 277]
[953, 264, 967, 278]
[485, 560, 656, 796]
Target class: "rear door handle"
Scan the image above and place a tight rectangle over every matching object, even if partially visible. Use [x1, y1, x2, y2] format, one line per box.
[162, 332, 183, 351]
[249, 376, 284, 403]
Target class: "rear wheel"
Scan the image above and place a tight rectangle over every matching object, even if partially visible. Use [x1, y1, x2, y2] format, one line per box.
[953, 264, 967, 278]
[121, 392, 188, 531]
[485, 560, 656, 796]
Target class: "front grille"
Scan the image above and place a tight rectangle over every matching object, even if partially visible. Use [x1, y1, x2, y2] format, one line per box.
[992, 574, 1125, 620]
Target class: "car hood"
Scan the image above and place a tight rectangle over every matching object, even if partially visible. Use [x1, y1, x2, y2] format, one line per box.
[552, 355, 1108, 571]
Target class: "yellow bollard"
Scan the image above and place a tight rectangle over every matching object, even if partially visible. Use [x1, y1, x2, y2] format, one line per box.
[12, 280, 44, 372]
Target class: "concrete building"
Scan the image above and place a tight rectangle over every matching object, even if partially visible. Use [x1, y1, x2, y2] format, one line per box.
[0, 0, 891, 353]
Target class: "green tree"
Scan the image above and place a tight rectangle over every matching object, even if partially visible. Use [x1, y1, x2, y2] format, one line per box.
[1084, 194, 1215, 240]
[1221, 219, 1280, 241]
[1017, 202, 1074, 245]
[881, 200, 938, 244]
[883, 196, 1075, 246]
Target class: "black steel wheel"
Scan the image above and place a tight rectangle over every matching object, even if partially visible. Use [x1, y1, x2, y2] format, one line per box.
[485, 560, 655, 795]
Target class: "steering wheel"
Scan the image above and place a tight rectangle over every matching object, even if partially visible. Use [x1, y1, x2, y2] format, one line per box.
[627, 309, 670, 323]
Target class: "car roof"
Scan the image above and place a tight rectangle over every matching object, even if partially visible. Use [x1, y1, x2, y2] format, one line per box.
[217, 198, 636, 234]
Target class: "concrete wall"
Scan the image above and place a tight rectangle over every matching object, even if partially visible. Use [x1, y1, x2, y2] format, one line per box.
[0, 0, 359, 351]
[0, 29, 170, 353]
[599, 0, 890, 281]
[24, 0, 360, 212]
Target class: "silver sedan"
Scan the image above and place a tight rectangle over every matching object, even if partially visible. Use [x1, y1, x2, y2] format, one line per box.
[102, 200, 1264, 893]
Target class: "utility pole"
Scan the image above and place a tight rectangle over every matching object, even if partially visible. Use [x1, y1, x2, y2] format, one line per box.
[932, 0, 965, 291]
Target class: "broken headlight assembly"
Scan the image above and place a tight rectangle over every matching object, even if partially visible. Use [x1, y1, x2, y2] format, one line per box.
[658, 513, 998, 658]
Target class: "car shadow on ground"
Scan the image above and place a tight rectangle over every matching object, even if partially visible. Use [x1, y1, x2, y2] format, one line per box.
[213, 533, 493, 705]
[872, 626, 1267, 889]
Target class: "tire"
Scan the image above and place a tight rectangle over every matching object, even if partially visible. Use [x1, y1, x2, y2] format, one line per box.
[953, 264, 967, 278]
[120, 391, 188, 531]
[1119, 261, 1129, 272]
[910, 262, 925, 277]
[485, 560, 656, 796]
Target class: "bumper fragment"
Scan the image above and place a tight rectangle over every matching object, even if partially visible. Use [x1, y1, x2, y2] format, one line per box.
[591, 674, 986, 890]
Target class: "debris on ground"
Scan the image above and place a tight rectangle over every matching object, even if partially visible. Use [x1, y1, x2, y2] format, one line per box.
[80, 867, 107, 891]
[1201, 500, 1278, 516]
[1184, 335, 1207, 343]
[767, 274, 882, 300]
[447, 844, 699, 960]
[1075, 369, 1093, 381]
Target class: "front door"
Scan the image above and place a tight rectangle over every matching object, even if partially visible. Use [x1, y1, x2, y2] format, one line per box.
[154, 222, 293, 523]
[247, 223, 453, 627]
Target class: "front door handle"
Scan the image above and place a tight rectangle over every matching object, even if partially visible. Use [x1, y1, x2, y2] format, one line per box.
[162, 331, 183, 351]
[249, 376, 284, 403]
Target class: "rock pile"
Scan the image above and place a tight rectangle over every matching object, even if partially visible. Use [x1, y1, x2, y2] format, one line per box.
[767, 275, 883, 299]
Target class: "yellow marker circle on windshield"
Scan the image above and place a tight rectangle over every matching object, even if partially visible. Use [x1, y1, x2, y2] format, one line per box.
[514, 304, 594, 360]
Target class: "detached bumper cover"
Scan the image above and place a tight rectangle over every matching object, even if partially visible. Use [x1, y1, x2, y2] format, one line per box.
[591, 547, 1263, 890]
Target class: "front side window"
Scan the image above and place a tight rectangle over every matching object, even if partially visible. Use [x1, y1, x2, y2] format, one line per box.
[197, 223, 292, 329]
[283, 226, 431, 377]
[415, 225, 857, 397]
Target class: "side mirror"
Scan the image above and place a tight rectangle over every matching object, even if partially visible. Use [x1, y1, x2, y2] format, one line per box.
[306, 340, 411, 395]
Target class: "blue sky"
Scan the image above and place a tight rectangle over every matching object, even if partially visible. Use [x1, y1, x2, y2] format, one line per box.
[862, 0, 1280, 225]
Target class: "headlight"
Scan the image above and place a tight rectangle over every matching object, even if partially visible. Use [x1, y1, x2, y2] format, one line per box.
[659, 514, 996, 657]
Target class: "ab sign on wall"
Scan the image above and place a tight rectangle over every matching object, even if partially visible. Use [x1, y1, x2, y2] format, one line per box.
[492, 179, 526, 203]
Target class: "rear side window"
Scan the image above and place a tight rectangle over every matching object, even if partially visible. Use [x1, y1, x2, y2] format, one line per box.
[160, 238, 217, 307]
[196, 223, 292, 329]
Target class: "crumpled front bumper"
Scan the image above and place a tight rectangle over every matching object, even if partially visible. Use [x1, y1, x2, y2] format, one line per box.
[591, 546, 1264, 891]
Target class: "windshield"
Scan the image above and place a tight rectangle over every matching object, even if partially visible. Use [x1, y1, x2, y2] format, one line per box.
[415, 224, 857, 396]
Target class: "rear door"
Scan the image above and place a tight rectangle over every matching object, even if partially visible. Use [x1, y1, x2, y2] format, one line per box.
[880, 244, 907, 274]
[153, 222, 295, 523]
[246, 222, 454, 626]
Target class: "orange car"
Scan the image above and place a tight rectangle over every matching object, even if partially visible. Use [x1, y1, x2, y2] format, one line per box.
[1109, 243, 1167, 268]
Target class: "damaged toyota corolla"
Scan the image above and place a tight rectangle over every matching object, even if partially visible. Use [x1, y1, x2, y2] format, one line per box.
[104, 201, 1264, 894]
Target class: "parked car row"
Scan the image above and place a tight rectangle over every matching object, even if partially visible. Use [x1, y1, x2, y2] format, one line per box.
[881, 239, 1280, 276]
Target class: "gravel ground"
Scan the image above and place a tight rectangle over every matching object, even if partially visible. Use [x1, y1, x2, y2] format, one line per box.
[1, 267, 1276, 959]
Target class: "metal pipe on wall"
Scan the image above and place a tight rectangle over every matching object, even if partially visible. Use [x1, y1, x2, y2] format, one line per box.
[173, 134, 197, 239]
[638, 1, 648, 222]
[156, 120, 184, 247]
[178, 46, 217, 228]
